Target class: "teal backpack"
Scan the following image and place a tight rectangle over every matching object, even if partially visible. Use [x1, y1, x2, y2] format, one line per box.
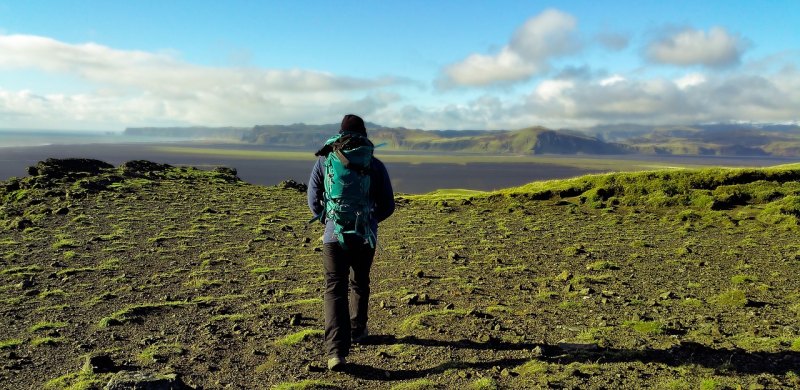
[313, 131, 376, 248]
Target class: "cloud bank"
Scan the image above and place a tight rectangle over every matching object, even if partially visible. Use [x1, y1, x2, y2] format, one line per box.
[0, 34, 404, 128]
[0, 13, 798, 132]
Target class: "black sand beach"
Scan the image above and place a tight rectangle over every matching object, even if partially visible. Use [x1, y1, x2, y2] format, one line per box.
[1, 142, 797, 193]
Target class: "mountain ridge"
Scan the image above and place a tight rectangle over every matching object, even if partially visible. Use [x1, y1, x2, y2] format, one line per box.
[123, 122, 800, 157]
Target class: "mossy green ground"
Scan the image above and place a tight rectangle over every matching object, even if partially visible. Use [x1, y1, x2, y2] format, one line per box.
[0, 162, 799, 389]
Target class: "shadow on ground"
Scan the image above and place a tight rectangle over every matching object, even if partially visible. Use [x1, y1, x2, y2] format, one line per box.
[343, 335, 800, 381]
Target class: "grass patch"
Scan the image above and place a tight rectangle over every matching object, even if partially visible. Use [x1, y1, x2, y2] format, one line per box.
[468, 377, 498, 390]
[271, 379, 340, 390]
[251, 267, 279, 274]
[39, 289, 67, 298]
[0, 239, 19, 246]
[585, 260, 619, 271]
[390, 379, 437, 390]
[52, 238, 80, 249]
[261, 298, 322, 309]
[517, 359, 549, 376]
[274, 329, 324, 346]
[699, 378, 721, 390]
[679, 298, 704, 307]
[0, 338, 23, 349]
[31, 336, 64, 346]
[398, 309, 471, 333]
[711, 290, 748, 308]
[625, 320, 664, 335]
[1, 265, 43, 276]
[43, 371, 110, 390]
[29, 321, 68, 332]
[791, 338, 800, 352]
[730, 274, 758, 285]
[193, 294, 247, 304]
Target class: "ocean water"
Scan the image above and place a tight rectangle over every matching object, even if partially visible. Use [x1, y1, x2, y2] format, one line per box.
[0, 129, 189, 148]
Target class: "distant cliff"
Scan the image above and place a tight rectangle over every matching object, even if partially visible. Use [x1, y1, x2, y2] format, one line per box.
[242, 124, 631, 155]
[585, 123, 800, 157]
[124, 126, 250, 139]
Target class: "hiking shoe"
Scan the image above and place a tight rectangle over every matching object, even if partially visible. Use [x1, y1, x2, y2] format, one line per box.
[352, 328, 369, 344]
[327, 356, 346, 372]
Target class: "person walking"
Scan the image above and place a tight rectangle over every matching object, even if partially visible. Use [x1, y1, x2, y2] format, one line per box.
[307, 114, 395, 371]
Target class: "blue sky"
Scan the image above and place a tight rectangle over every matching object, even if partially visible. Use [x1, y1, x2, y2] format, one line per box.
[0, 1, 798, 131]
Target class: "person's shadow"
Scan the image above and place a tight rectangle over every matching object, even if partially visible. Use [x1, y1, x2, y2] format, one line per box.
[343, 335, 800, 381]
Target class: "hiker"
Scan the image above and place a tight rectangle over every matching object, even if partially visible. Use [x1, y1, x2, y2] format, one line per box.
[307, 114, 395, 371]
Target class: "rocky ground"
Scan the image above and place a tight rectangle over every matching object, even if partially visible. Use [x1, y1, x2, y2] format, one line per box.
[1, 159, 799, 389]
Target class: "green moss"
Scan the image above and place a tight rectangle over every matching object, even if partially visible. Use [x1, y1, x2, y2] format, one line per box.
[625, 320, 664, 335]
[562, 244, 585, 256]
[699, 379, 720, 390]
[261, 298, 322, 309]
[730, 274, 758, 285]
[271, 379, 340, 390]
[192, 294, 247, 304]
[274, 329, 324, 346]
[43, 371, 110, 390]
[558, 300, 582, 310]
[791, 338, 800, 352]
[52, 238, 80, 249]
[729, 334, 785, 352]
[517, 359, 549, 376]
[659, 378, 691, 390]
[29, 321, 68, 332]
[0, 338, 23, 349]
[468, 377, 498, 390]
[712, 290, 748, 308]
[679, 298, 704, 307]
[390, 379, 437, 390]
[31, 336, 64, 346]
[398, 309, 471, 333]
[0, 239, 19, 246]
[1, 265, 43, 276]
[251, 267, 279, 274]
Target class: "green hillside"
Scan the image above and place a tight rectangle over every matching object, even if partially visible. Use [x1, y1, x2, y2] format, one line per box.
[1, 159, 799, 389]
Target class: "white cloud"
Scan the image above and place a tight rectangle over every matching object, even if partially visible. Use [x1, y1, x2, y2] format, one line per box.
[0, 33, 407, 129]
[674, 73, 707, 89]
[442, 48, 539, 87]
[599, 75, 625, 86]
[535, 80, 574, 101]
[441, 9, 579, 87]
[646, 27, 745, 68]
[509, 9, 579, 60]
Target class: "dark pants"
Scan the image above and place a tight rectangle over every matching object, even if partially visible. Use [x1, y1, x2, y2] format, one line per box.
[322, 235, 375, 358]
